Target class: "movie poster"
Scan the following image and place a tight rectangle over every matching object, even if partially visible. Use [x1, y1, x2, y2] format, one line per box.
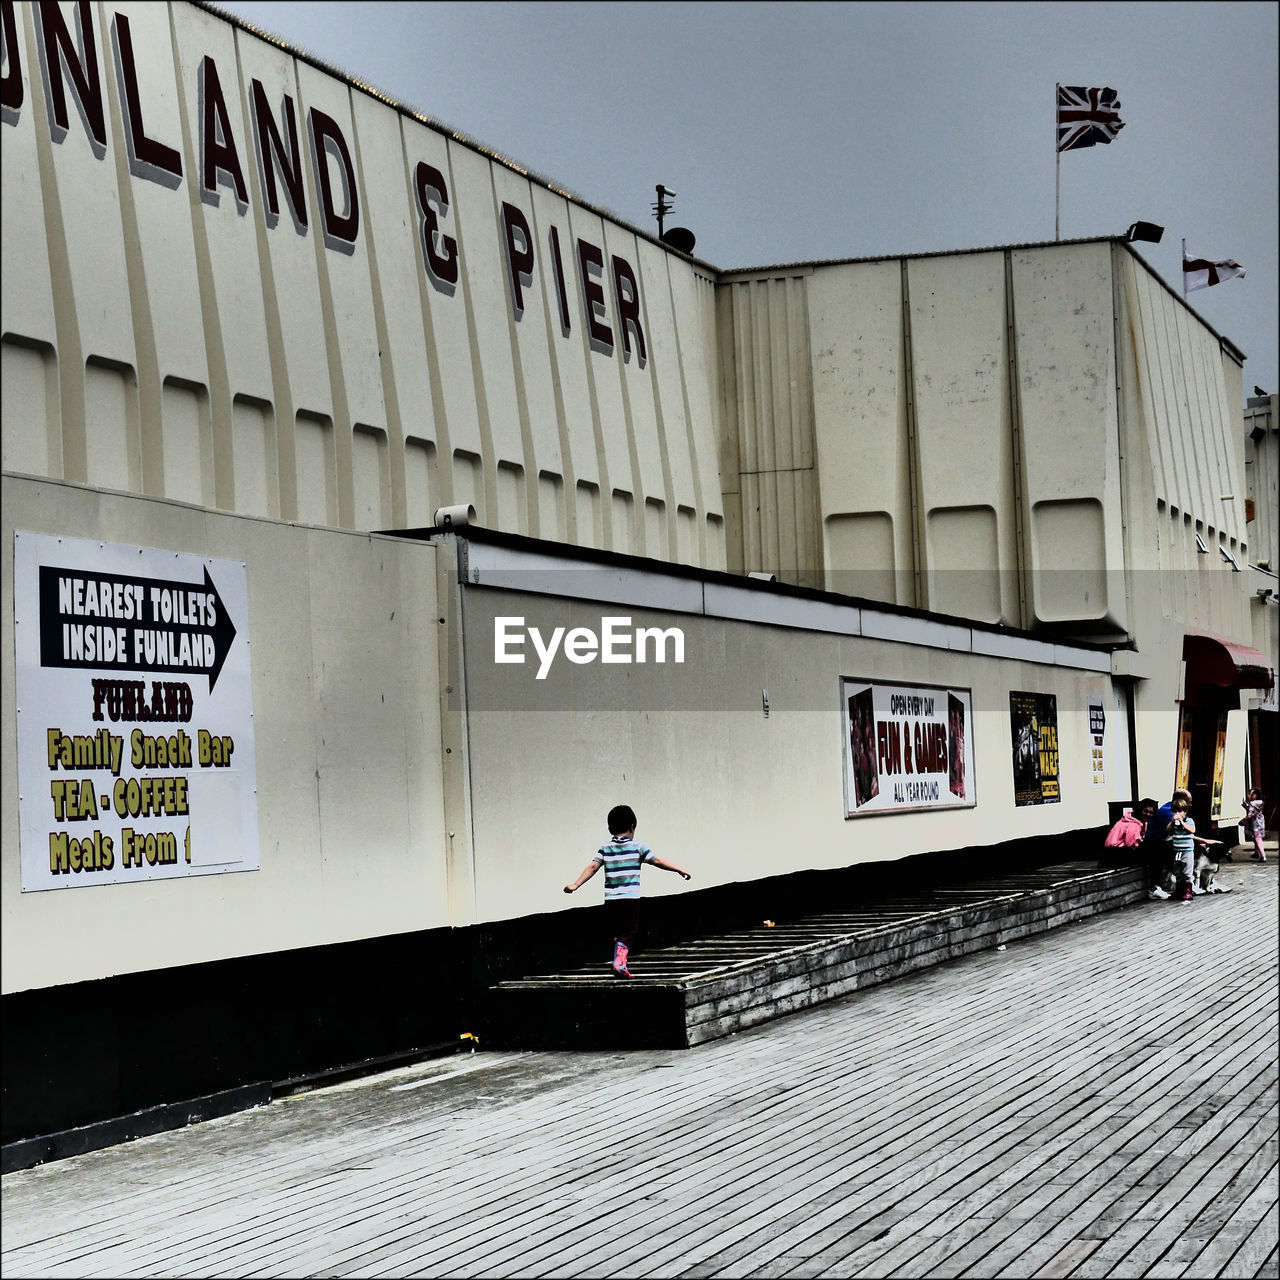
[1175, 705, 1193, 791]
[841, 679, 977, 817]
[1009, 691, 1060, 806]
[1211, 710, 1228, 821]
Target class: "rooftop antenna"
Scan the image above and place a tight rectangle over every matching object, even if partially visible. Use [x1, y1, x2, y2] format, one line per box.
[652, 184, 676, 239]
[652, 184, 697, 255]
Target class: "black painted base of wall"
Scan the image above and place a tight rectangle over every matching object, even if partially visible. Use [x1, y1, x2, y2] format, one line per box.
[1, 1083, 270, 1175]
[3, 826, 1111, 1169]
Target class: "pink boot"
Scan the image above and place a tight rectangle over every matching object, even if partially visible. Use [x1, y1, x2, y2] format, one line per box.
[611, 941, 632, 977]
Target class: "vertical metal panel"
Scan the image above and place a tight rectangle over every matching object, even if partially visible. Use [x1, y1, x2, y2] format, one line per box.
[295, 61, 388, 529]
[807, 260, 913, 603]
[0, 2, 62, 476]
[0, 340, 59, 475]
[1010, 244, 1125, 628]
[449, 143, 522, 521]
[563, 203, 633, 551]
[25, 1, 140, 485]
[600, 222, 664, 517]
[109, 3, 210, 501]
[715, 273, 819, 586]
[907, 252, 1019, 623]
[233, 25, 329, 521]
[487, 166, 553, 537]
[529, 190, 600, 546]
[230, 395, 276, 517]
[348, 90, 436, 525]
[521, 184, 574, 520]
[172, 5, 275, 511]
[635, 243, 700, 561]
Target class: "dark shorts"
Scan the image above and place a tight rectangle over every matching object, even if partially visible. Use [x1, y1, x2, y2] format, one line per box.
[604, 898, 641, 949]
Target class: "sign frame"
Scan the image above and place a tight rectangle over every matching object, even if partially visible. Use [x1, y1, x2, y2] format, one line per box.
[14, 531, 260, 892]
[1009, 690, 1061, 807]
[840, 677, 978, 819]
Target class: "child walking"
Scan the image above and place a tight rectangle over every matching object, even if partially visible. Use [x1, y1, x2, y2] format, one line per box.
[563, 804, 692, 977]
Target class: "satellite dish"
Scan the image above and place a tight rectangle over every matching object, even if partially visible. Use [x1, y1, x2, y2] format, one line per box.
[660, 227, 697, 255]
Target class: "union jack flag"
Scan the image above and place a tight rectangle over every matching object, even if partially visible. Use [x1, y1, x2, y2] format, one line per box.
[1057, 85, 1125, 151]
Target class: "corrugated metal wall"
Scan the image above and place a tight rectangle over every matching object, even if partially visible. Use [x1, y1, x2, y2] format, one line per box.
[1116, 248, 1251, 647]
[716, 271, 821, 587]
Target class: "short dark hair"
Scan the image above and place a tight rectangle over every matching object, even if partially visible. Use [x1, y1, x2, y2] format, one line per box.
[607, 804, 637, 835]
[1138, 797, 1159, 812]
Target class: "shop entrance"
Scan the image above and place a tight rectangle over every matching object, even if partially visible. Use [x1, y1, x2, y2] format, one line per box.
[1179, 633, 1276, 839]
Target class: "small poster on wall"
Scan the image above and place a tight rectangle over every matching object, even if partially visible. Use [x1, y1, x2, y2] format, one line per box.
[1009, 691, 1060, 806]
[14, 531, 260, 891]
[1211, 711, 1228, 821]
[1175, 705, 1193, 791]
[841, 679, 977, 818]
[1088, 698, 1107, 788]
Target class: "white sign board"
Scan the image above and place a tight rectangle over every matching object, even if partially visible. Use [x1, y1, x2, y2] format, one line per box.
[14, 532, 259, 891]
[842, 678, 977, 817]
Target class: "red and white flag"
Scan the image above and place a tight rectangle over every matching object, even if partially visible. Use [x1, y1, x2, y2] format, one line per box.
[1056, 85, 1125, 151]
[1183, 254, 1246, 292]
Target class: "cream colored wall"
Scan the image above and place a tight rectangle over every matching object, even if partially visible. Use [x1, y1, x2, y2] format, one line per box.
[724, 243, 1129, 631]
[458, 585, 1120, 927]
[716, 242, 1256, 807]
[1, 476, 449, 993]
[1116, 250, 1250, 598]
[1111, 249, 1254, 797]
[0, 0, 724, 567]
[720, 242, 1257, 650]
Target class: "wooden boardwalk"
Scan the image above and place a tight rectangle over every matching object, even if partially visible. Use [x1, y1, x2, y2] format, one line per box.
[2, 858, 1276, 1279]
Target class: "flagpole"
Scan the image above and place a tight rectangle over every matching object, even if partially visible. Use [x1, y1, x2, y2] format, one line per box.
[1054, 84, 1061, 241]
[1182, 238, 1187, 299]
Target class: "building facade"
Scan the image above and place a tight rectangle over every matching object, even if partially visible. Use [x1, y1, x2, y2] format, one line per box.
[2, 0, 1272, 1153]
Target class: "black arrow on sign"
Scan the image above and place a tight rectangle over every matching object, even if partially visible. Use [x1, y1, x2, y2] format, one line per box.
[38, 564, 239, 691]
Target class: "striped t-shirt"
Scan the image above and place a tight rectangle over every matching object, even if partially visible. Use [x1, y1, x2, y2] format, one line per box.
[592, 837, 657, 900]
[1168, 815, 1195, 861]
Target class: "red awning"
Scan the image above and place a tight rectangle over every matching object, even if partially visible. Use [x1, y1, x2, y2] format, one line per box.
[1183, 633, 1275, 691]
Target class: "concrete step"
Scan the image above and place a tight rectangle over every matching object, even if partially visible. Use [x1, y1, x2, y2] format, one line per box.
[484, 862, 1146, 1050]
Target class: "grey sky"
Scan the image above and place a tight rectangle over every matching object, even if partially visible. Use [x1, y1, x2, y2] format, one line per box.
[214, 0, 1278, 394]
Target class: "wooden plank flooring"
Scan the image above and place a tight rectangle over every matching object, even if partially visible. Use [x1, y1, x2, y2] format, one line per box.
[2, 858, 1275, 1279]
[489, 863, 1145, 1049]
